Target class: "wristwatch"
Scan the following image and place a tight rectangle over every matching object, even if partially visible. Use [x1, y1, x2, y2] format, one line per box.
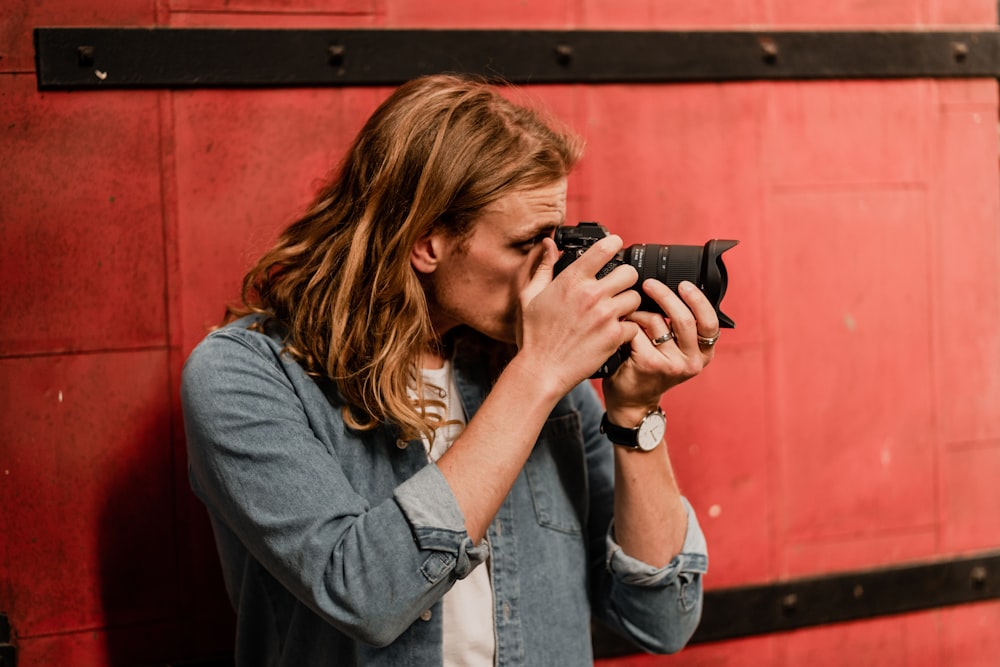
[600, 407, 666, 452]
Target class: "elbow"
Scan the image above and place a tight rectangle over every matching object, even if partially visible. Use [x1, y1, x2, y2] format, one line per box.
[326, 612, 411, 648]
[318, 595, 429, 648]
[351, 624, 404, 650]
[659, 616, 700, 655]
[654, 581, 704, 654]
[617, 573, 704, 655]
[639, 607, 702, 655]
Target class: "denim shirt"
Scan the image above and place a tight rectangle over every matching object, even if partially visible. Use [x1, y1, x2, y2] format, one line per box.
[181, 316, 708, 666]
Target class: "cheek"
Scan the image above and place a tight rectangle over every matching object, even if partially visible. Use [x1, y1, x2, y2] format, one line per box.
[476, 251, 529, 287]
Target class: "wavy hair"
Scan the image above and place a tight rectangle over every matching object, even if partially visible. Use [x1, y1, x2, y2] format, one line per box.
[229, 74, 583, 441]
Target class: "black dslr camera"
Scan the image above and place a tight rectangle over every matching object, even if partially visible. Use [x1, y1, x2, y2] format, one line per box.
[553, 222, 738, 377]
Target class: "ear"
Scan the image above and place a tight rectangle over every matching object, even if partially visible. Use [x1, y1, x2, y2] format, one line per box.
[410, 231, 444, 274]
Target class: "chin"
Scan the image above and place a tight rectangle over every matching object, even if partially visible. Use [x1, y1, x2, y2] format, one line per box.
[473, 321, 517, 345]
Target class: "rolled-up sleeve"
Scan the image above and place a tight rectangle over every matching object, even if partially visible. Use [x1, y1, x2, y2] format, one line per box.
[394, 463, 490, 580]
[603, 498, 708, 653]
[606, 497, 708, 586]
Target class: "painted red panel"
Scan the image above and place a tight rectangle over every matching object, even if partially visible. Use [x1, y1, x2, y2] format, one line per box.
[574, 84, 763, 249]
[929, 89, 1000, 446]
[0, 76, 166, 356]
[0, 351, 176, 636]
[0, 0, 155, 73]
[768, 190, 937, 543]
[929, 0, 997, 24]
[940, 602, 1000, 667]
[171, 87, 386, 354]
[784, 530, 938, 578]
[580, 0, 767, 27]
[385, 0, 576, 27]
[770, 0, 922, 25]
[767, 81, 930, 187]
[779, 612, 942, 667]
[170, 0, 373, 12]
[169, 9, 377, 27]
[939, 444, 1000, 552]
[666, 345, 774, 587]
[595, 634, 778, 667]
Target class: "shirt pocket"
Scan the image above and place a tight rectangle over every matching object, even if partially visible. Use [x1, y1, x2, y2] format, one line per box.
[524, 411, 588, 535]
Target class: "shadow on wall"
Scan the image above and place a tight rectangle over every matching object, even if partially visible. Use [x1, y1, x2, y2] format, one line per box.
[99, 405, 235, 666]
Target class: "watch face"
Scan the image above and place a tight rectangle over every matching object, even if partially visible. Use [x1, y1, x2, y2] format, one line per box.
[637, 412, 666, 451]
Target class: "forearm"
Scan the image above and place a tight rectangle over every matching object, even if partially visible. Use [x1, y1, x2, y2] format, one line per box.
[612, 434, 689, 568]
[436, 354, 565, 542]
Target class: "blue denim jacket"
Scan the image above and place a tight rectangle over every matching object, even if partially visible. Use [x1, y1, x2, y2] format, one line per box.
[181, 316, 708, 666]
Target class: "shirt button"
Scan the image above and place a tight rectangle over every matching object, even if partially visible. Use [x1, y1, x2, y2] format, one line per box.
[420, 609, 433, 621]
[502, 602, 511, 621]
[396, 438, 409, 449]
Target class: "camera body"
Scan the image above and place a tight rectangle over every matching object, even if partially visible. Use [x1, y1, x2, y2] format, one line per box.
[553, 222, 738, 377]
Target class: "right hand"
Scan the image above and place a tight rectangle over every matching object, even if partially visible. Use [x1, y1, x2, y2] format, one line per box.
[515, 234, 642, 395]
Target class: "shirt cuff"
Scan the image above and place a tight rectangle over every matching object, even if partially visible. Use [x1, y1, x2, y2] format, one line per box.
[393, 463, 488, 579]
[606, 496, 709, 587]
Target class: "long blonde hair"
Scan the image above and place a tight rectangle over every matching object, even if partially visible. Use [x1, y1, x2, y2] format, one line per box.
[230, 74, 583, 440]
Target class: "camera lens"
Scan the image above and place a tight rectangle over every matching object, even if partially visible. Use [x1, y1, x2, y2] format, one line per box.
[625, 240, 737, 328]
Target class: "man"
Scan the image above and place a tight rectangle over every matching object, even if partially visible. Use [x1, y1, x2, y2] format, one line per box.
[181, 74, 717, 666]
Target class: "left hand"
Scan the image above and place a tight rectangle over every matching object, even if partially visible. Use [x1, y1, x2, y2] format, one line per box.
[602, 279, 720, 422]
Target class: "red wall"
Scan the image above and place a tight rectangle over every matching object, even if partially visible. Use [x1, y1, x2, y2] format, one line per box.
[3, 1, 1000, 665]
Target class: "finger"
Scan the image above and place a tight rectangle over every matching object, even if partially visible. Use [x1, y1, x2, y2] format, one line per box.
[561, 234, 625, 278]
[640, 280, 691, 327]
[610, 286, 642, 320]
[520, 237, 559, 306]
[677, 281, 721, 336]
[629, 310, 670, 336]
[599, 263, 641, 296]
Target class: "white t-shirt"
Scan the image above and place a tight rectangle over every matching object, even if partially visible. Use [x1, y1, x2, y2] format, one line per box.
[416, 362, 496, 667]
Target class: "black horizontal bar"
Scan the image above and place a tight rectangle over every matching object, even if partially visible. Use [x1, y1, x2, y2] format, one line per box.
[593, 548, 1000, 657]
[34, 27, 1000, 90]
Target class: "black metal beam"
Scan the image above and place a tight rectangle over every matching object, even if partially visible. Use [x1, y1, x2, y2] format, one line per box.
[593, 548, 1000, 657]
[0, 613, 16, 667]
[34, 28, 1000, 90]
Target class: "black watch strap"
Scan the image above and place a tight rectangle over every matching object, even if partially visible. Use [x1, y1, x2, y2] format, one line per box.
[600, 407, 666, 451]
[600, 413, 641, 447]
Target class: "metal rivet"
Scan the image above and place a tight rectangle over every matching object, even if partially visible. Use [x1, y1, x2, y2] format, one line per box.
[758, 36, 778, 65]
[853, 584, 864, 599]
[420, 609, 432, 621]
[77, 45, 95, 67]
[328, 44, 346, 67]
[952, 41, 969, 63]
[554, 44, 573, 66]
[395, 438, 408, 449]
[970, 565, 987, 589]
[780, 593, 798, 615]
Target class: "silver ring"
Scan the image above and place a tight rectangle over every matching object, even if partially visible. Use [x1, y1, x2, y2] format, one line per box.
[651, 331, 675, 347]
[697, 331, 720, 347]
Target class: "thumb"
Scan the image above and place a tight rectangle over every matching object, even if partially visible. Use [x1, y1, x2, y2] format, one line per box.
[520, 237, 559, 306]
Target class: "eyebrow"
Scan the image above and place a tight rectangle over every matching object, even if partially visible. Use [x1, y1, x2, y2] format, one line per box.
[512, 213, 565, 240]
[511, 224, 559, 244]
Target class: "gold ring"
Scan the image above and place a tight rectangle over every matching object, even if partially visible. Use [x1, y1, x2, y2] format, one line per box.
[697, 332, 720, 347]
